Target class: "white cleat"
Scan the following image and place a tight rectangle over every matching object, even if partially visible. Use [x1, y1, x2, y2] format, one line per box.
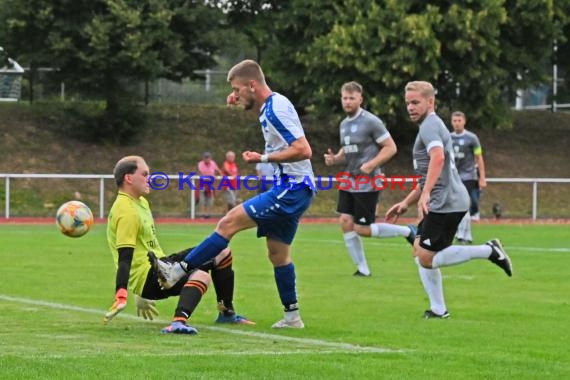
[148, 251, 188, 289]
[271, 318, 305, 329]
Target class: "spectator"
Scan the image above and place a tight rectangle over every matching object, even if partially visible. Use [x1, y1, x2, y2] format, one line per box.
[221, 151, 239, 211]
[197, 152, 223, 218]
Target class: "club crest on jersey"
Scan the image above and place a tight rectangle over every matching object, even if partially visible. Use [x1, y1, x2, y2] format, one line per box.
[350, 124, 357, 133]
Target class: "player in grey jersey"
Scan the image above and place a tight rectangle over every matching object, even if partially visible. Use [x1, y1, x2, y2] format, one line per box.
[451, 111, 487, 243]
[324, 81, 415, 277]
[385, 81, 512, 319]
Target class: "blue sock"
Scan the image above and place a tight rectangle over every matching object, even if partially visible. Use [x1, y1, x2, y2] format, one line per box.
[274, 263, 298, 311]
[184, 232, 229, 268]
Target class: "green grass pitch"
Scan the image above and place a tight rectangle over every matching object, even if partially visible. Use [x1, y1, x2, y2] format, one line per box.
[0, 222, 569, 379]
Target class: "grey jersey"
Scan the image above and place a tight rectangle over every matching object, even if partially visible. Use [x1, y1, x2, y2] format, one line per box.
[340, 109, 391, 192]
[413, 113, 469, 213]
[450, 130, 481, 181]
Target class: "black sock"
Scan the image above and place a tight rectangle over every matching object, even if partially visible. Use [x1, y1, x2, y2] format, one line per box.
[212, 256, 235, 315]
[174, 279, 207, 320]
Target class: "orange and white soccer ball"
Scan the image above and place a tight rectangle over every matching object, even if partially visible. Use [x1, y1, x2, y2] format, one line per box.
[56, 201, 94, 238]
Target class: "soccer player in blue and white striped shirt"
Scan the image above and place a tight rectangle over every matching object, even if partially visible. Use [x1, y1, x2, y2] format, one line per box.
[152, 60, 315, 329]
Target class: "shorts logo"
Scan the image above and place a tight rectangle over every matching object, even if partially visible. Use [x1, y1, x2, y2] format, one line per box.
[422, 238, 432, 246]
[359, 217, 366, 223]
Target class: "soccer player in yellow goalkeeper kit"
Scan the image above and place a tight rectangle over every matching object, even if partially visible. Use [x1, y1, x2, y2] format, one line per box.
[104, 155, 254, 334]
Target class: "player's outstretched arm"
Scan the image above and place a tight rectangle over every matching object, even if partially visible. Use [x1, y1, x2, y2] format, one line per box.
[103, 247, 134, 324]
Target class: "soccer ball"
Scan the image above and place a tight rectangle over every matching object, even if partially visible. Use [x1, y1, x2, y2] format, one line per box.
[56, 201, 94, 238]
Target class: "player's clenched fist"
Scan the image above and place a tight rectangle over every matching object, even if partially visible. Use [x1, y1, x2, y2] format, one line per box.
[227, 92, 237, 106]
[242, 151, 261, 163]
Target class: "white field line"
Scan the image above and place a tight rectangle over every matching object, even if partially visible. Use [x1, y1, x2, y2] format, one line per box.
[3, 350, 392, 359]
[0, 294, 403, 355]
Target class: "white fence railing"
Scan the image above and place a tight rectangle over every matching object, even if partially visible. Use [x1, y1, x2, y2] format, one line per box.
[1, 174, 569, 220]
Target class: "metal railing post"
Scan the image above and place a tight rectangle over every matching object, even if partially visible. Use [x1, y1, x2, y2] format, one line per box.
[4, 176, 9, 219]
[190, 177, 195, 220]
[99, 177, 105, 219]
[532, 181, 538, 220]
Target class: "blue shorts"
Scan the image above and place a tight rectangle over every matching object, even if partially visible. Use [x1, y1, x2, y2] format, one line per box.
[243, 184, 314, 245]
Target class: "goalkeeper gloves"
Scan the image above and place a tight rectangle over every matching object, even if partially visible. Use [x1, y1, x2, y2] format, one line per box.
[103, 288, 128, 324]
[135, 295, 159, 320]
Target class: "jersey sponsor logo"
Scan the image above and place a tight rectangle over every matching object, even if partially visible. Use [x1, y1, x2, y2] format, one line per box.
[343, 144, 358, 153]
[453, 145, 465, 159]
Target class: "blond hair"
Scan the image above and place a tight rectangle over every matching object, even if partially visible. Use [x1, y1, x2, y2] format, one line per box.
[405, 81, 436, 98]
[341, 81, 363, 94]
[227, 59, 266, 85]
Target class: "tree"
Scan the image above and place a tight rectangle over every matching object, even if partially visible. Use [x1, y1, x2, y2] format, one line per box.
[552, 0, 570, 105]
[0, 0, 61, 102]
[259, 0, 569, 128]
[1, 0, 224, 143]
[214, 0, 282, 63]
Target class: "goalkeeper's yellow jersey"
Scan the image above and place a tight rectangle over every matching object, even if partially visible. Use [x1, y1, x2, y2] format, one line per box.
[107, 191, 165, 295]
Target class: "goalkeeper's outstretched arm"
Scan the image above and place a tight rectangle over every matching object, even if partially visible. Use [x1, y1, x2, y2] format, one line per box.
[103, 247, 134, 323]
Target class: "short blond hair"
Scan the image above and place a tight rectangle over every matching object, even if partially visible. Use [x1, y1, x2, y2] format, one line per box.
[341, 81, 363, 94]
[405, 81, 436, 98]
[227, 59, 266, 85]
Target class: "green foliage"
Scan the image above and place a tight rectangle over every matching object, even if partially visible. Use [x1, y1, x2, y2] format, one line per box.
[0, 0, 225, 143]
[220, 0, 283, 62]
[258, 0, 569, 129]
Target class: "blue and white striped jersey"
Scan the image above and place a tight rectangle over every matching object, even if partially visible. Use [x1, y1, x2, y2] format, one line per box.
[259, 93, 315, 185]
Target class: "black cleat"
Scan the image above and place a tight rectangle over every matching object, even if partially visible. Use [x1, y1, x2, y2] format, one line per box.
[406, 224, 417, 246]
[486, 239, 513, 277]
[353, 270, 371, 277]
[423, 310, 450, 319]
